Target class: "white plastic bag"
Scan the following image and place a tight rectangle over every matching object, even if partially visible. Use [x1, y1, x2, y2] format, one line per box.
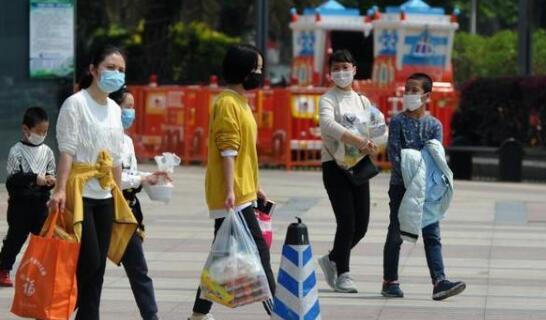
[334, 106, 388, 169]
[143, 152, 181, 203]
[199, 211, 271, 308]
[369, 106, 388, 146]
[154, 152, 181, 173]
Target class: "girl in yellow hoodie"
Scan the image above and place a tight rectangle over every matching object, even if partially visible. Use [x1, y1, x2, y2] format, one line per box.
[188, 44, 275, 320]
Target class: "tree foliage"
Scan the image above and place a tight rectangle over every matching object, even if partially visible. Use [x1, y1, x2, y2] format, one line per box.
[533, 29, 546, 75]
[453, 31, 517, 84]
[76, 0, 546, 84]
[453, 30, 546, 85]
[169, 22, 240, 83]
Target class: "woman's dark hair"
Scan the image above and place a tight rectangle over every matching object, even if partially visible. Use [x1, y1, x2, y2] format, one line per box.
[329, 49, 356, 67]
[109, 84, 129, 105]
[408, 73, 433, 93]
[222, 44, 263, 85]
[79, 45, 126, 89]
[23, 106, 48, 128]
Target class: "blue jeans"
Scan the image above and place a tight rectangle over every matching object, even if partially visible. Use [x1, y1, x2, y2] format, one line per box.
[383, 184, 446, 283]
[122, 233, 158, 320]
[121, 194, 158, 320]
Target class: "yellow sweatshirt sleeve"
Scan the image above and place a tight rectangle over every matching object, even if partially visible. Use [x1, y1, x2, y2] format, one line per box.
[212, 97, 241, 152]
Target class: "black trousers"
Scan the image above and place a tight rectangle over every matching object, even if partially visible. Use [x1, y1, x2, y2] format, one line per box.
[121, 196, 158, 320]
[322, 161, 371, 275]
[75, 198, 114, 320]
[0, 197, 48, 271]
[192, 206, 276, 315]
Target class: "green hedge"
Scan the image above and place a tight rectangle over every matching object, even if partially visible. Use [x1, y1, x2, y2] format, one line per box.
[453, 29, 546, 85]
[169, 22, 240, 83]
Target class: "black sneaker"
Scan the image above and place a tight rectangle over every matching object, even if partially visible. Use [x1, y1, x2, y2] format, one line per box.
[381, 282, 404, 298]
[432, 280, 466, 301]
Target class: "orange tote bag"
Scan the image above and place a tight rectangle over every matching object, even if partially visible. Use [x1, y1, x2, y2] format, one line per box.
[11, 210, 80, 320]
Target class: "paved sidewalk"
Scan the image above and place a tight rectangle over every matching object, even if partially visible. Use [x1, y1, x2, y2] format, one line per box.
[1, 166, 546, 319]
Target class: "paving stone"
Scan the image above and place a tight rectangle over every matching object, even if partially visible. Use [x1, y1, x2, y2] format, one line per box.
[1, 166, 546, 319]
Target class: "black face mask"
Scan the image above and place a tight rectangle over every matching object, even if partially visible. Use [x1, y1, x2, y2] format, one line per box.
[242, 72, 263, 90]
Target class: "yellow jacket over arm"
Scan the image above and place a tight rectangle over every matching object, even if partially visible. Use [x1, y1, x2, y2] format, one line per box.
[64, 150, 138, 264]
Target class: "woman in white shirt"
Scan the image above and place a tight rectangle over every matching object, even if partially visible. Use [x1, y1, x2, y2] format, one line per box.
[317, 49, 382, 294]
[49, 46, 133, 320]
[109, 85, 166, 320]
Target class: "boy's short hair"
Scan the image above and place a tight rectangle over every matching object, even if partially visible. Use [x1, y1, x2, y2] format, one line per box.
[23, 107, 48, 128]
[407, 73, 433, 93]
[329, 49, 356, 67]
[222, 44, 262, 85]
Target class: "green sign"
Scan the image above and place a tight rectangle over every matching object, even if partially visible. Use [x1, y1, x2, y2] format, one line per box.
[29, 0, 74, 78]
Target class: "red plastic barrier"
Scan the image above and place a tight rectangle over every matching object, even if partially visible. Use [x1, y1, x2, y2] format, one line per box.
[162, 88, 185, 156]
[127, 82, 456, 170]
[256, 88, 276, 164]
[183, 86, 213, 164]
[126, 85, 186, 161]
[263, 86, 327, 169]
[287, 87, 326, 168]
[428, 82, 458, 146]
[268, 88, 292, 167]
[127, 85, 155, 161]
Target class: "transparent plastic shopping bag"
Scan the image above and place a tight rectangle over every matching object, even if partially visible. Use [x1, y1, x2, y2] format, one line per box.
[199, 210, 271, 308]
[333, 105, 388, 170]
[144, 152, 181, 203]
[154, 152, 181, 173]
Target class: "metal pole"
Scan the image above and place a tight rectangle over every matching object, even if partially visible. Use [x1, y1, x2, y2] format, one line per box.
[517, 0, 532, 75]
[256, 0, 261, 51]
[470, 0, 477, 34]
[73, 0, 77, 88]
[256, 0, 268, 63]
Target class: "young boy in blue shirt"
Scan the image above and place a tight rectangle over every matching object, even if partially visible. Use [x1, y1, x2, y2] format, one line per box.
[382, 73, 466, 300]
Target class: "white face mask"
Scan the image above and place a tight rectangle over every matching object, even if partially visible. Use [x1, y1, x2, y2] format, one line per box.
[331, 70, 354, 88]
[403, 94, 424, 111]
[28, 132, 46, 146]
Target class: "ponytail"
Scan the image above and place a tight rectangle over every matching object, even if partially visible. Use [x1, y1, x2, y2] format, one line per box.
[78, 71, 93, 89]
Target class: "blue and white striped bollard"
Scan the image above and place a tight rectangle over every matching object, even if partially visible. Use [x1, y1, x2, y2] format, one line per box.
[272, 218, 320, 320]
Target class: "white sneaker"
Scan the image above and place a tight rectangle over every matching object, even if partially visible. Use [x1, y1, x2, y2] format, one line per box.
[318, 254, 337, 290]
[335, 272, 358, 293]
[188, 313, 215, 320]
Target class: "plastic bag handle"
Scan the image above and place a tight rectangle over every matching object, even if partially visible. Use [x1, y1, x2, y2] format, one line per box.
[57, 210, 67, 229]
[234, 209, 259, 253]
[44, 210, 60, 239]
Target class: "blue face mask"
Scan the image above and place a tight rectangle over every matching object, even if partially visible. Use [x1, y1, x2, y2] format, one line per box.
[98, 69, 125, 94]
[121, 108, 136, 129]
